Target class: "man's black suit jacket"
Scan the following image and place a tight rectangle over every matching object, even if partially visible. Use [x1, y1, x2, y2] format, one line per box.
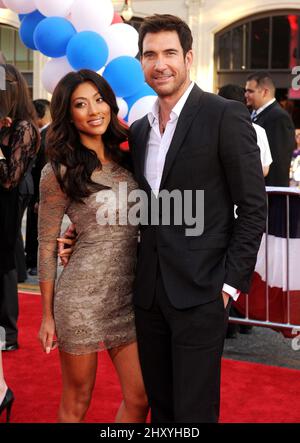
[130, 84, 267, 310]
[254, 101, 295, 187]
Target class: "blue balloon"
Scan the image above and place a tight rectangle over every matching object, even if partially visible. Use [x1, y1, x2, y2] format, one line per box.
[66, 31, 108, 71]
[125, 83, 157, 111]
[34, 17, 76, 58]
[18, 14, 26, 22]
[103, 56, 145, 98]
[19, 10, 45, 50]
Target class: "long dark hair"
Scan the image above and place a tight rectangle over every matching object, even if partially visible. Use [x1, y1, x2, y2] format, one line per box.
[0, 63, 40, 149]
[47, 69, 130, 202]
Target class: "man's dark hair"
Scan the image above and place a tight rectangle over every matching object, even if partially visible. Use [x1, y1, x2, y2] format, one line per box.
[218, 84, 246, 104]
[33, 99, 50, 119]
[247, 71, 275, 92]
[138, 14, 193, 57]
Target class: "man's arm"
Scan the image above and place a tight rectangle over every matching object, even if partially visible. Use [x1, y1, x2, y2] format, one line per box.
[219, 101, 267, 293]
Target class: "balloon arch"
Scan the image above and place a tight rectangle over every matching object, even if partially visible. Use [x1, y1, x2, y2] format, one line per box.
[0, 0, 157, 124]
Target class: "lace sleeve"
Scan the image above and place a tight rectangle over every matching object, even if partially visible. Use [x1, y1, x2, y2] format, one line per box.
[0, 121, 37, 189]
[38, 163, 69, 282]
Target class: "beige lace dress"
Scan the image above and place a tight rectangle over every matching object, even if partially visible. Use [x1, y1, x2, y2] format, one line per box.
[38, 162, 138, 355]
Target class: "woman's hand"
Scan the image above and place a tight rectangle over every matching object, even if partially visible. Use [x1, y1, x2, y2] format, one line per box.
[38, 315, 57, 354]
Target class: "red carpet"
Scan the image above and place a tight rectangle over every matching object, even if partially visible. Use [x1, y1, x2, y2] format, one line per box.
[1, 293, 300, 423]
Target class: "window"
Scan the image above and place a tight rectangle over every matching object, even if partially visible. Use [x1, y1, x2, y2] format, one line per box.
[1, 26, 15, 64]
[232, 25, 247, 70]
[251, 18, 270, 69]
[216, 12, 300, 72]
[272, 15, 295, 69]
[219, 31, 231, 69]
[0, 24, 33, 95]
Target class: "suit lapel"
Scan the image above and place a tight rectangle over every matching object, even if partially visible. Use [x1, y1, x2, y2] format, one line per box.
[159, 84, 204, 191]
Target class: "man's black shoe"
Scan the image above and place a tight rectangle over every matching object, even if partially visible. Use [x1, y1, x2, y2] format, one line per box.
[2, 343, 19, 352]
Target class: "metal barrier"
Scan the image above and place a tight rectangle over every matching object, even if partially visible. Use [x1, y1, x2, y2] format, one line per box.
[229, 187, 300, 334]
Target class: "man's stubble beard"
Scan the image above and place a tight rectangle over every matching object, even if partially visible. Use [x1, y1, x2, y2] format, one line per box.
[153, 72, 189, 99]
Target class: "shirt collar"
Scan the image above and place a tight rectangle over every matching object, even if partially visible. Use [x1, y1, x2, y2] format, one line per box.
[256, 98, 276, 115]
[40, 122, 50, 132]
[148, 81, 195, 126]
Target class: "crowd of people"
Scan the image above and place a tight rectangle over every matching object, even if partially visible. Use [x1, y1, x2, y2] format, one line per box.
[0, 13, 297, 424]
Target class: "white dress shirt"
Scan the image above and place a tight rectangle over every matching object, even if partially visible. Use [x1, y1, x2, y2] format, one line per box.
[40, 123, 50, 133]
[145, 82, 240, 300]
[253, 123, 272, 168]
[145, 81, 195, 196]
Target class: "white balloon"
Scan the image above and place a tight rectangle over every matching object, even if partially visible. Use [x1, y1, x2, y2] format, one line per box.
[128, 96, 157, 126]
[35, 0, 75, 17]
[3, 0, 35, 14]
[70, 0, 114, 33]
[42, 57, 74, 94]
[116, 98, 128, 120]
[0, 0, 7, 8]
[102, 23, 139, 64]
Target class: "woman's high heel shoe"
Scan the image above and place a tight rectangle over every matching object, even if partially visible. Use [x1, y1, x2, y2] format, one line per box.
[0, 388, 14, 423]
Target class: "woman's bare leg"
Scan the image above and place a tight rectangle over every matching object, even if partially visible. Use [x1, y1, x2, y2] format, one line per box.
[109, 341, 149, 423]
[58, 350, 98, 423]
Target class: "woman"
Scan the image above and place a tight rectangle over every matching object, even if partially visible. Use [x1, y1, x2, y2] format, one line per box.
[0, 63, 39, 422]
[38, 70, 148, 423]
[0, 63, 39, 351]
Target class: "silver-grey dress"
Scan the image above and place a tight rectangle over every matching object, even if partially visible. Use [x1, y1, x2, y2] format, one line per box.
[38, 162, 138, 355]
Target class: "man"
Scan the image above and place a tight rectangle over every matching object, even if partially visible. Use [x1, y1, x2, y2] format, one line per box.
[129, 15, 266, 422]
[25, 99, 50, 275]
[59, 15, 266, 422]
[218, 84, 272, 178]
[245, 71, 295, 186]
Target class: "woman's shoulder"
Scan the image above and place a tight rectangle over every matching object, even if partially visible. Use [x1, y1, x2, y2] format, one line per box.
[41, 162, 55, 180]
[41, 162, 66, 180]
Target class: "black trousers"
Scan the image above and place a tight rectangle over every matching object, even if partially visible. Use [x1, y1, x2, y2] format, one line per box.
[134, 268, 231, 423]
[0, 268, 18, 346]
